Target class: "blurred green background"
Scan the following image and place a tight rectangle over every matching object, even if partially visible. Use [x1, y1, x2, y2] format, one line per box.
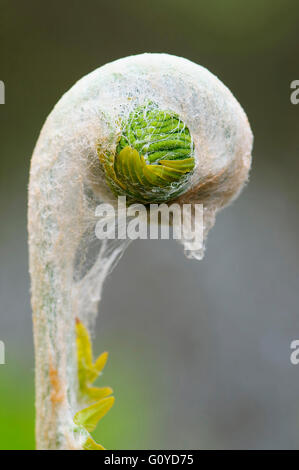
[0, 0, 299, 449]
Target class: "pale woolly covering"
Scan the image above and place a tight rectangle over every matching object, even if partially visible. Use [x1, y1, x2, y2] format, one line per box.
[28, 53, 252, 449]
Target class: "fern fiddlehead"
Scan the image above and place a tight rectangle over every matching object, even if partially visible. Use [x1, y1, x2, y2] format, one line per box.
[99, 101, 195, 204]
[28, 53, 252, 450]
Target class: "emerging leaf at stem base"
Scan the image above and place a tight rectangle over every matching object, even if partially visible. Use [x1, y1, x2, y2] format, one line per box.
[74, 319, 114, 450]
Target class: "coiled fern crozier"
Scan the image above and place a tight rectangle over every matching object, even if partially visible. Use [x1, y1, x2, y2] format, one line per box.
[28, 53, 252, 450]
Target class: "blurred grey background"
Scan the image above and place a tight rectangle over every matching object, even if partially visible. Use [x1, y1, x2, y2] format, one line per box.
[0, 0, 298, 449]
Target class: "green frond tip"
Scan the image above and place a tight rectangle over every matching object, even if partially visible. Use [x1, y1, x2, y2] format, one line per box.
[76, 318, 113, 402]
[74, 319, 114, 450]
[98, 101, 195, 204]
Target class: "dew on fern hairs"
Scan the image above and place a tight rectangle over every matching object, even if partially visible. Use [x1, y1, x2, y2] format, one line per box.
[28, 53, 253, 450]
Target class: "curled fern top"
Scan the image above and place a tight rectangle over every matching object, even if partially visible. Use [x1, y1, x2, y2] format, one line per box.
[99, 102, 195, 204]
